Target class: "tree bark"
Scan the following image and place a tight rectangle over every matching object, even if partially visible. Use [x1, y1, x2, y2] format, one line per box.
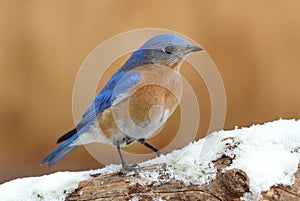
[65, 155, 300, 201]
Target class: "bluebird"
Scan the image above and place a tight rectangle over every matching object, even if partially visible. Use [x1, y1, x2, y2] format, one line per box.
[41, 34, 202, 170]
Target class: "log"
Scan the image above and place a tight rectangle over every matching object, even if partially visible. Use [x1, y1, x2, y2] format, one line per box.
[65, 155, 300, 201]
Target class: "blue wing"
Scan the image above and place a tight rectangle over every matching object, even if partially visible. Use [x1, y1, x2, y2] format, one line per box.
[76, 49, 151, 130]
[77, 70, 142, 130]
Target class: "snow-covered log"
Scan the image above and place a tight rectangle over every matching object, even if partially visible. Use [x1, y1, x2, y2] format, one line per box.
[1, 119, 300, 201]
[66, 158, 251, 201]
[66, 159, 300, 201]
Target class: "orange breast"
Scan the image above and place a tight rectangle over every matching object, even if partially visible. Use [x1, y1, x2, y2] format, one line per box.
[129, 85, 168, 126]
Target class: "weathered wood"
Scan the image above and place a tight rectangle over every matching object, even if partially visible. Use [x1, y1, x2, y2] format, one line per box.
[66, 157, 247, 201]
[65, 156, 300, 201]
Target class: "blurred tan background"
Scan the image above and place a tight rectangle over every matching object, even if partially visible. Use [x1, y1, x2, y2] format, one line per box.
[1, 0, 300, 183]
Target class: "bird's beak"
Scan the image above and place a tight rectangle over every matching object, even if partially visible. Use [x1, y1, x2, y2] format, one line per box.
[189, 45, 203, 52]
[181, 45, 203, 57]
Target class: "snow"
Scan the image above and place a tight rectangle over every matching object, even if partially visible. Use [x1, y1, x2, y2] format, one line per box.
[0, 166, 120, 201]
[1, 119, 299, 201]
[223, 119, 300, 200]
[0, 171, 88, 201]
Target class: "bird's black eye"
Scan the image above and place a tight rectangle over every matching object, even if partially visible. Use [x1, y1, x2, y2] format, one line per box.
[163, 45, 174, 54]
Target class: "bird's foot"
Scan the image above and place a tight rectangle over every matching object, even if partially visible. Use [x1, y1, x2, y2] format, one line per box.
[120, 163, 139, 174]
[122, 163, 139, 170]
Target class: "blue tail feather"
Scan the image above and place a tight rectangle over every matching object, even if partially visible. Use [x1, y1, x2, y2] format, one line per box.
[41, 133, 79, 167]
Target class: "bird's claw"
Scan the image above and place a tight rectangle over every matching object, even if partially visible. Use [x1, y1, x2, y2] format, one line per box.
[119, 163, 139, 175]
[122, 163, 139, 171]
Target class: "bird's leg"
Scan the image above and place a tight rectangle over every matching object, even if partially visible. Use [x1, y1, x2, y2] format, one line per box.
[137, 139, 161, 157]
[116, 145, 137, 171]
